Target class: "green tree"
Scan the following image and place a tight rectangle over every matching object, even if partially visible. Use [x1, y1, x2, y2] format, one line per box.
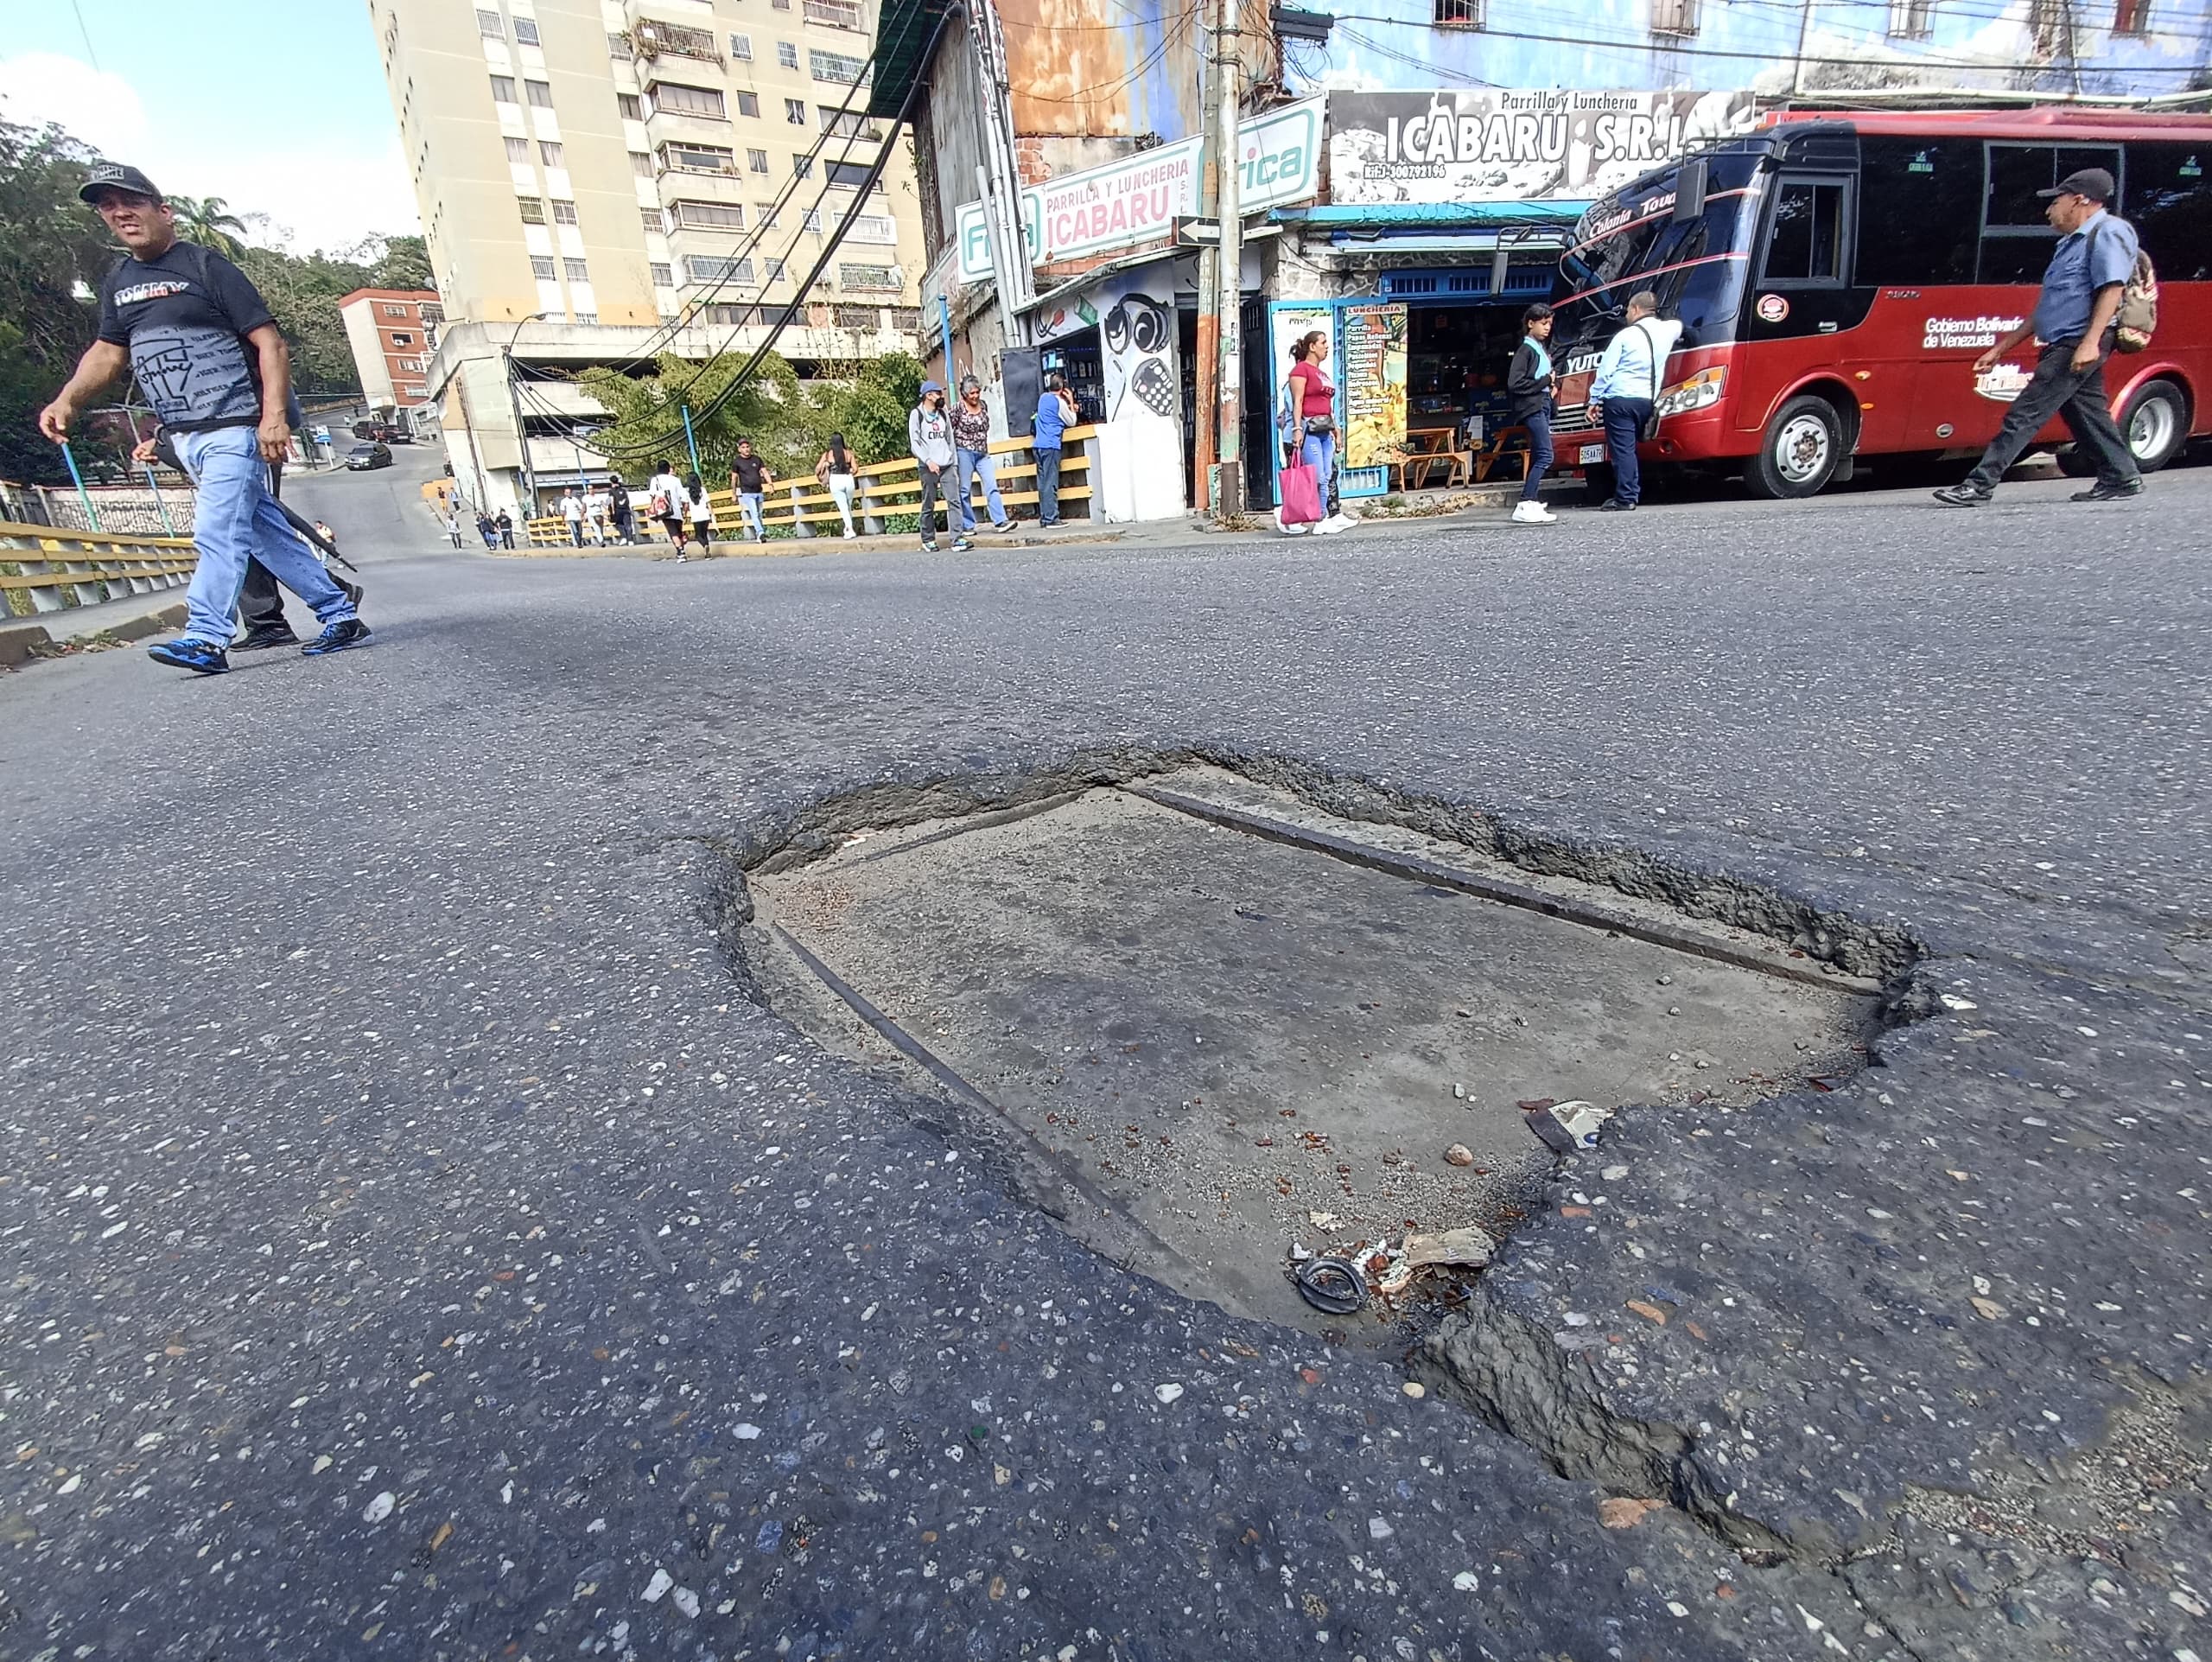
[370, 233, 433, 292]
[575, 349, 810, 482]
[167, 194, 249, 259]
[0, 118, 111, 483]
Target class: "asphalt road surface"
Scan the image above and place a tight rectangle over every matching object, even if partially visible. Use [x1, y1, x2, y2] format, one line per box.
[3, 446, 2209, 1661]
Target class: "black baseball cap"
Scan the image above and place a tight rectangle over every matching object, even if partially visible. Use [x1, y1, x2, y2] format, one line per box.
[2038, 167, 2113, 203]
[78, 162, 162, 204]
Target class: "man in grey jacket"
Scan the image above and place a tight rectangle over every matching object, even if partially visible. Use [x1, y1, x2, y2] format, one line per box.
[907, 380, 969, 553]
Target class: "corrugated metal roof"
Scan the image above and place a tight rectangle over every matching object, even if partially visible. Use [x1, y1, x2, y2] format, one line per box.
[865, 0, 953, 119]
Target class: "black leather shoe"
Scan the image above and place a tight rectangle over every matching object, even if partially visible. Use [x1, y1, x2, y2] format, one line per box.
[2070, 478, 2145, 502]
[1596, 499, 1637, 512]
[233, 623, 302, 651]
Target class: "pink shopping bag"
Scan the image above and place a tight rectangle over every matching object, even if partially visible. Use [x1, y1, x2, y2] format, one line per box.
[1277, 462, 1322, 526]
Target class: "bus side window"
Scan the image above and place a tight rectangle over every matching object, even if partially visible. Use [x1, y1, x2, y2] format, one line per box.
[1856, 137, 1978, 287]
[2129, 142, 2212, 282]
[1760, 177, 1849, 286]
[1980, 142, 2120, 284]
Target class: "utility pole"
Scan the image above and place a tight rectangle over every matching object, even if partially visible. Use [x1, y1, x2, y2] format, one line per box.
[1213, 0, 1243, 516]
[1790, 0, 1812, 99]
[968, 0, 1033, 348]
[1192, 0, 1221, 512]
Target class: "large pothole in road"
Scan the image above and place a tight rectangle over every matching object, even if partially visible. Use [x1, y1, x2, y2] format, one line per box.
[741, 764, 1898, 1342]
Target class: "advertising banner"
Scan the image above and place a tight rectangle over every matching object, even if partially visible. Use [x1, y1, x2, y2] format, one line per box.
[1338, 303, 1408, 470]
[1326, 89, 1758, 206]
[957, 98, 1323, 283]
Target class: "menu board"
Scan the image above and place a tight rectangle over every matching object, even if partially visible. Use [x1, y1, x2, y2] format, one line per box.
[1339, 303, 1408, 469]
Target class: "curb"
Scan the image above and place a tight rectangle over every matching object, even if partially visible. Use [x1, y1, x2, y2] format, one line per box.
[0, 602, 188, 668]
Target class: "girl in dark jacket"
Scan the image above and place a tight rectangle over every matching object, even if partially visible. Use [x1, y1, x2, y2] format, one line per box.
[1506, 302, 1558, 525]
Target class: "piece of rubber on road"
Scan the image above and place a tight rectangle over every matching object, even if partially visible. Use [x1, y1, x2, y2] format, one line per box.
[1296, 1256, 1367, 1315]
[1123, 782, 1875, 995]
[772, 925, 997, 1110]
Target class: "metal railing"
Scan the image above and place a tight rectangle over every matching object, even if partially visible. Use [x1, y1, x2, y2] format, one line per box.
[521, 429, 1099, 549]
[0, 522, 196, 618]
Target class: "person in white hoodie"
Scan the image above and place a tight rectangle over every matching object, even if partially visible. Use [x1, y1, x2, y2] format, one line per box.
[647, 458, 689, 559]
[906, 381, 969, 553]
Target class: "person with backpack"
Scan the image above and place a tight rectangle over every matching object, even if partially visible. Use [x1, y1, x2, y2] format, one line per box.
[647, 458, 689, 558]
[36, 163, 366, 673]
[909, 380, 969, 552]
[1935, 167, 2146, 507]
[1505, 302, 1559, 525]
[815, 433, 861, 539]
[684, 471, 716, 555]
[606, 476, 637, 545]
[1586, 290, 1681, 513]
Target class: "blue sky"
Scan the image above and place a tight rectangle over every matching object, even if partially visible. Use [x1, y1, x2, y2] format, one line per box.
[0, 0, 417, 253]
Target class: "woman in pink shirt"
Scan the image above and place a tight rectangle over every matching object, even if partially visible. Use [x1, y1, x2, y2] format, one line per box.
[1286, 331, 1351, 533]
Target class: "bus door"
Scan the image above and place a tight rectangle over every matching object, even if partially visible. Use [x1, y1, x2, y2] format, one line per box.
[1735, 171, 1887, 443]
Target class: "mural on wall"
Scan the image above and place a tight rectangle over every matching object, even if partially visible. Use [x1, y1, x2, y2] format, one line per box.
[1035, 271, 1183, 430]
[1328, 90, 1758, 205]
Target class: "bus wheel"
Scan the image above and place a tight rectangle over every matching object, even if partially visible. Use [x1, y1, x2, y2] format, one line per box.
[1745, 395, 1844, 499]
[2058, 379, 2189, 475]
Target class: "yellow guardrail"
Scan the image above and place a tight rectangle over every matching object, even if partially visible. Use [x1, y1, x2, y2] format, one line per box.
[524, 428, 1100, 550]
[0, 521, 197, 618]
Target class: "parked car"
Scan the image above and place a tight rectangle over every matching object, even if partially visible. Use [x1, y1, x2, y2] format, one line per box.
[344, 442, 393, 471]
[385, 427, 414, 444]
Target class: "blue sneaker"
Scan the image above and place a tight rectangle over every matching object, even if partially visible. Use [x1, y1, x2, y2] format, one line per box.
[146, 637, 230, 675]
[301, 618, 372, 657]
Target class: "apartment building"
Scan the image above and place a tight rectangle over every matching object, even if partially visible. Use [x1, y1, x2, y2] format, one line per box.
[337, 289, 443, 414]
[365, 0, 930, 513]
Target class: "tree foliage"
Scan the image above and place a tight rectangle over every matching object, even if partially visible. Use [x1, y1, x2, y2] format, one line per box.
[167, 194, 248, 259]
[573, 349, 925, 484]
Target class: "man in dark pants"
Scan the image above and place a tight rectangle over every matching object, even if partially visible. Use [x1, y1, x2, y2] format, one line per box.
[1936, 167, 2144, 506]
[234, 462, 363, 649]
[1585, 290, 1678, 513]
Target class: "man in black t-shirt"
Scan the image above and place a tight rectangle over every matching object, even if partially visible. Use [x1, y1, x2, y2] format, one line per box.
[728, 440, 772, 543]
[38, 163, 369, 676]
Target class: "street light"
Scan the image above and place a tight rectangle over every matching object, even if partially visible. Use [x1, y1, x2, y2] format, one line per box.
[503, 311, 551, 516]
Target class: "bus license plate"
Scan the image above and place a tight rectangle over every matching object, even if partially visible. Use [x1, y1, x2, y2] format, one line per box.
[1579, 444, 1605, 465]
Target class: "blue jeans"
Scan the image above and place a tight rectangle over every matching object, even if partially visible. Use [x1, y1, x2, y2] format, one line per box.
[1300, 430, 1336, 511]
[1520, 405, 1554, 501]
[738, 493, 765, 540]
[175, 426, 356, 646]
[1602, 398, 1651, 505]
[1034, 447, 1063, 524]
[953, 448, 1006, 531]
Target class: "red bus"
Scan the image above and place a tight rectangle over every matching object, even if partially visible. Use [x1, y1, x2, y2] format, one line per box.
[1548, 109, 2212, 498]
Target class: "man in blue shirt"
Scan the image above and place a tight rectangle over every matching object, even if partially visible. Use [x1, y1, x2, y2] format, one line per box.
[38, 163, 369, 673]
[1032, 375, 1076, 526]
[1936, 167, 2143, 506]
[1586, 291, 1681, 511]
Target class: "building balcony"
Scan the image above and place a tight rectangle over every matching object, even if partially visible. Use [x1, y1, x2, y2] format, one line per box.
[632, 18, 724, 67]
[803, 0, 864, 30]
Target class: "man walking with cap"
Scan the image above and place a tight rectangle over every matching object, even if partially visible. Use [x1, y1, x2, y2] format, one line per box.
[1935, 167, 2144, 507]
[39, 163, 369, 673]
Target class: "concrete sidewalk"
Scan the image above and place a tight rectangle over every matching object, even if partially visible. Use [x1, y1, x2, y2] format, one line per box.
[0, 586, 190, 666]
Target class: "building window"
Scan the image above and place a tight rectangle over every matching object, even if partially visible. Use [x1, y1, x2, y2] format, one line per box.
[730, 32, 753, 60]
[809, 48, 870, 84]
[672, 199, 747, 228]
[631, 150, 655, 177]
[642, 207, 665, 233]
[517, 194, 546, 223]
[772, 0, 791, 10]
[825, 160, 872, 188]
[477, 8, 504, 39]
[382, 302, 408, 316]
[846, 211, 898, 244]
[550, 200, 579, 225]
[737, 90, 760, 118]
[804, 0, 864, 29]
[793, 153, 815, 179]
[755, 202, 780, 229]
[779, 41, 801, 68]
[802, 205, 823, 232]
[1886, 0, 1932, 35]
[531, 254, 557, 279]
[607, 30, 632, 58]
[396, 356, 426, 373]
[651, 262, 675, 286]
[505, 134, 532, 162]
[1650, 0, 1699, 35]
[524, 79, 554, 107]
[539, 140, 565, 167]
[661, 140, 736, 174]
[764, 257, 786, 282]
[819, 108, 882, 140]
[785, 98, 807, 124]
[651, 80, 727, 119]
[1432, 0, 1485, 23]
[571, 312, 594, 324]
[618, 92, 644, 120]
[563, 258, 590, 282]
[513, 16, 539, 45]
[688, 254, 755, 283]
[748, 148, 770, 173]
[839, 262, 899, 291]
[490, 73, 518, 101]
[390, 330, 415, 346]
[2113, 0, 2151, 33]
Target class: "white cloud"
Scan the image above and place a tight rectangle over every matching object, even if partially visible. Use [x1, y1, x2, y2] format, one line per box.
[0, 51, 418, 254]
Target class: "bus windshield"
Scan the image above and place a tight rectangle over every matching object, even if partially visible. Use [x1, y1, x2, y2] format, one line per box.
[1552, 148, 1766, 371]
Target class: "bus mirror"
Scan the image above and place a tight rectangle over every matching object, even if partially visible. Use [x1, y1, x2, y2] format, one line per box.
[1672, 158, 1708, 224]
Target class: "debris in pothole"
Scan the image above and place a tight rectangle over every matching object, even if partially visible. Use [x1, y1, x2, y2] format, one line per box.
[1294, 1255, 1367, 1314]
[1443, 1143, 1474, 1166]
[1599, 1497, 1665, 1529]
[1524, 1099, 1613, 1154]
[1402, 1226, 1495, 1270]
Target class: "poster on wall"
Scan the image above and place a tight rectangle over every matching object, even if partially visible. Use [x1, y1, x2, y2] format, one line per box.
[1338, 303, 1408, 471]
[1266, 304, 1335, 455]
[1327, 90, 1758, 206]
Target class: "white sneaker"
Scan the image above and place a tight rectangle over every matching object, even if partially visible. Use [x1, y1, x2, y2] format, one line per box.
[1314, 515, 1345, 535]
[842, 529, 858, 540]
[1279, 522, 1309, 536]
[1510, 500, 1557, 525]
[1333, 507, 1360, 525]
